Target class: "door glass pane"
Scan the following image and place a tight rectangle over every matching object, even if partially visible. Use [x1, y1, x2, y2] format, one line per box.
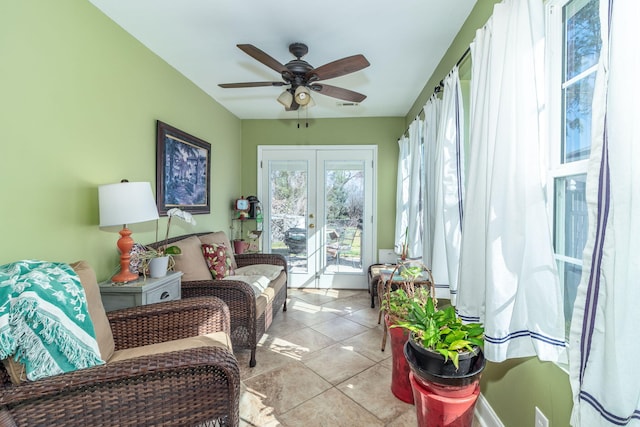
[324, 160, 364, 273]
[558, 259, 582, 337]
[269, 160, 308, 273]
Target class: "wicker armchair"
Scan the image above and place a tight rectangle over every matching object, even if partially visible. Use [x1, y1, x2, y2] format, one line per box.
[0, 297, 240, 427]
[151, 232, 288, 367]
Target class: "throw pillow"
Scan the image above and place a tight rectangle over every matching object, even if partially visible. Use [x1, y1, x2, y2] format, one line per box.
[234, 264, 284, 281]
[199, 232, 238, 270]
[168, 235, 212, 281]
[202, 243, 233, 279]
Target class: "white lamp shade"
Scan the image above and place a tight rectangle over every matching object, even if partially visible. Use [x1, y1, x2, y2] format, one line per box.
[277, 90, 293, 108]
[98, 181, 159, 227]
[294, 86, 311, 106]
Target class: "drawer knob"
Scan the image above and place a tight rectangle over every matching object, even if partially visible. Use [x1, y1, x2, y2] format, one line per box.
[160, 291, 170, 300]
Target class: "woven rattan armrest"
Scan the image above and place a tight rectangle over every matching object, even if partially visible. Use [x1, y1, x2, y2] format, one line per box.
[0, 346, 239, 426]
[107, 296, 231, 350]
[235, 252, 288, 269]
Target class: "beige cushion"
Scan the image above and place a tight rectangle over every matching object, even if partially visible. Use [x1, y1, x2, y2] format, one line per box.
[108, 332, 232, 363]
[170, 235, 213, 281]
[2, 358, 26, 385]
[234, 264, 284, 281]
[199, 232, 237, 270]
[71, 261, 115, 362]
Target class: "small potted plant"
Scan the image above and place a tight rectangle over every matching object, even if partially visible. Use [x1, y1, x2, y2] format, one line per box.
[133, 208, 196, 278]
[380, 261, 434, 404]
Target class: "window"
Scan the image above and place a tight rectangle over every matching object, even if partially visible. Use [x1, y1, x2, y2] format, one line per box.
[546, 0, 601, 338]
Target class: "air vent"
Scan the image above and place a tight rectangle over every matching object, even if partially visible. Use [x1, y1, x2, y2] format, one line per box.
[337, 102, 360, 107]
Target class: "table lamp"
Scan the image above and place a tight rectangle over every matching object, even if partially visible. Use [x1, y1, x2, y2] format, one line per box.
[98, 180, 159, 283]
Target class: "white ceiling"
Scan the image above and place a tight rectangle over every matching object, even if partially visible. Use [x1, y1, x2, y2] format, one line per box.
[88, 0, 477, 120]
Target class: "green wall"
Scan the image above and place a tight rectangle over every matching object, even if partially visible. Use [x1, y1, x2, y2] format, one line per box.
[406, 1, 574, 425]
[241, 118, 404, 251]
[0, 0, 242, 281]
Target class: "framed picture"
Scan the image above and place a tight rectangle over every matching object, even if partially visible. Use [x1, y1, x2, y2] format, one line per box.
[156, 120, 211, 216]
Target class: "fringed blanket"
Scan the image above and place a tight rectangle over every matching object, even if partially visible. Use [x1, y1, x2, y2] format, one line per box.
[0, 260, 104, 381]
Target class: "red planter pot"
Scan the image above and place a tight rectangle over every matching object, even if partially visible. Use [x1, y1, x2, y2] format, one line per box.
[385, 316, 414, 404]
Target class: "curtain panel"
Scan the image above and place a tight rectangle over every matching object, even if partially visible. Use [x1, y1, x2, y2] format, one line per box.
[569, 0, 640, 425]
[456, 0, 566, 363]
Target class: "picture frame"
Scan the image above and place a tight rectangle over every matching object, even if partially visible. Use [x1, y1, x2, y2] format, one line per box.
[156, 120, 211, 216]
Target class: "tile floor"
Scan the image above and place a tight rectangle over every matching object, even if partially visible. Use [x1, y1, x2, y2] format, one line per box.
[234, 288, 481, 427]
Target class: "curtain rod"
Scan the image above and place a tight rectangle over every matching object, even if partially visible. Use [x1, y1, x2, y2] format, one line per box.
[433, 47, 471, 95]
[399, 47, 472, 140]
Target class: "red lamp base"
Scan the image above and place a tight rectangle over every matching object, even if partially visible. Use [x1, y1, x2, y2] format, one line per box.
[111, 226, 139, 283]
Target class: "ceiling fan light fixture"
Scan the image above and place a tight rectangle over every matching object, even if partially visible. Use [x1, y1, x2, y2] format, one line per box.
[294, 86, 312, 106]
[277, 90, 293, 108]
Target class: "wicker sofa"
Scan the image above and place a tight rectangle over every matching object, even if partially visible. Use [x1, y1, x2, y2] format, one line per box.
[150, 231, 288, 367]
[0, 261, 240, 426]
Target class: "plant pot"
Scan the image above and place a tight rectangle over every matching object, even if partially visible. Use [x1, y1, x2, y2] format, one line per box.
[385, 315, 414, 404]
[407, 335, 481, 378]
[405, 342, 485, 427]
[148, 256, 169, 278]
[233, 239, 249, 254]
[404, 341, 485, 388]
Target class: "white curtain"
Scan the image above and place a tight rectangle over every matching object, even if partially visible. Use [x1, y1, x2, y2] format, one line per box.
[422, 95, 441, 279]
[456, 0, 566, 362]
[425, 67, 464, 304]
[570, 0, 640, 425]
[394, 119, 423, 258]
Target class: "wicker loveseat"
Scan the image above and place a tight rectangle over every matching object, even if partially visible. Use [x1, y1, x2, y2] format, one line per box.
[0, 261, 240, 426]
[150, 231, 288, 367]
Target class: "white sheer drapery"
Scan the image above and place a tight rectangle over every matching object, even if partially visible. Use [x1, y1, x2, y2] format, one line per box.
[569, 0, 640, 425]
[394, 119, 423, 258]
[422, 95, 442, 288]
[456, 0, 566, 362]
[424, 66, 464, 304]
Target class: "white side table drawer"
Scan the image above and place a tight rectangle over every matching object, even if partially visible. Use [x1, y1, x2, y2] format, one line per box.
[99, 271, 183, 312]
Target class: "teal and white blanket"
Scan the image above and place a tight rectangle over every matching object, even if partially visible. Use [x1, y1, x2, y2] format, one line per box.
[0, 260, 104, 381]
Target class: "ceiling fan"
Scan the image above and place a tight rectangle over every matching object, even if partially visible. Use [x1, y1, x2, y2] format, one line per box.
[219, 43, 370, 111]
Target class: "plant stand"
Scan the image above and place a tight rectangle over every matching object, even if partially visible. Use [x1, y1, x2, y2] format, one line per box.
[409, 372, 480, 427]
[386, 315, 414, 404]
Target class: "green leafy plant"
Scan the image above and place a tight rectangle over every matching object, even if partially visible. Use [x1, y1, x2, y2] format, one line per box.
[393, 297, 484, 370]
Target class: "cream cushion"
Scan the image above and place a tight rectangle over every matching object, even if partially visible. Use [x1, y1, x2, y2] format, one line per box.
[170, 235, 213, 281]
[199, 232, 237, 270]
[108, 332, 232, 363]
[234, 264, 284, 281]
[70, 260, 115, 362]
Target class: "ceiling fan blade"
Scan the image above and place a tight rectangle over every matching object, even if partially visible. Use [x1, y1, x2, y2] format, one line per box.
[306, 54, 370, 81]
[219, 81, 285, 88]
[237, 44, 288, 74]
[309, 83, 367, 103]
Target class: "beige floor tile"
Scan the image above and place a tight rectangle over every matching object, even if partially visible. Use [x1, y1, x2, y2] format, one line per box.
[342, 328, 391, 362]
[288, 290, 337, 306]
[320, 294, 372, 316]
[278, 388, 384, 427]
[336, 363, 414, 424]
[303, 342, 377, 384]
[278, 326, 337, 354]
[239, 382, 284, 427]
[385, 407, 419, 427]
[310, 316, 371, 342]
[243, 362, 332, 414]
[285, 304, 343, 327]
[343, 306, 384, 328]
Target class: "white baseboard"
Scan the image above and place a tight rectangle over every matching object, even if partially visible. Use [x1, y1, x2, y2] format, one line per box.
[475, 393, 504, 427]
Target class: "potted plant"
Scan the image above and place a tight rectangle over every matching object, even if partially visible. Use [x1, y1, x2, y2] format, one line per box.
[380, 261, 434, 404]
[133, 208, 197, 278]
[392, 290, 485, 427]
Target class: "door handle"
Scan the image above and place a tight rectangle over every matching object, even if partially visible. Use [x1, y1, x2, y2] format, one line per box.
[309, 224, 315, 229]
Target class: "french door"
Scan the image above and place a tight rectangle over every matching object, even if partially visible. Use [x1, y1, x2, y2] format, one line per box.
[258, 146, 376, 289]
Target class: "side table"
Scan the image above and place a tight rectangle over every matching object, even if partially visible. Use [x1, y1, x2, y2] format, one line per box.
[99, 271, 183, 312]
[368, 264, 396, 308]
